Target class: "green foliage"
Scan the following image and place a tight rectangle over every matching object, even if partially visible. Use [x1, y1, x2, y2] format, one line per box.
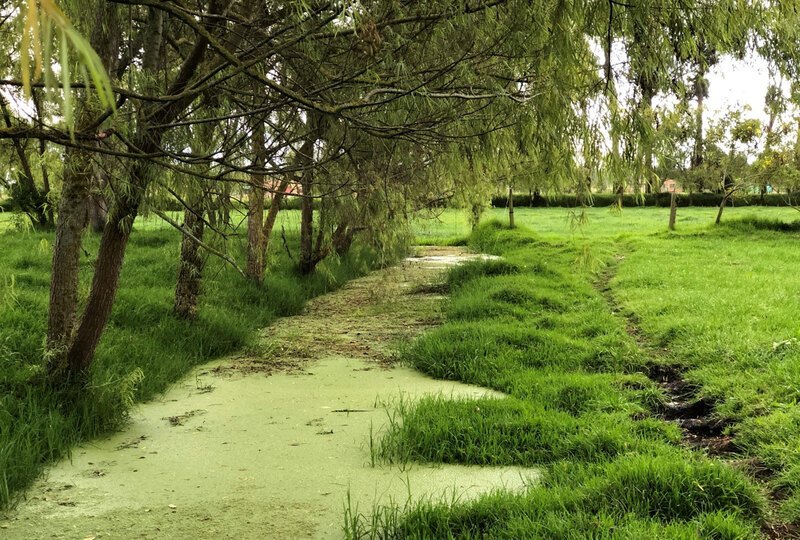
[491, 192, 796, 209]
[17, 0, 115, 132]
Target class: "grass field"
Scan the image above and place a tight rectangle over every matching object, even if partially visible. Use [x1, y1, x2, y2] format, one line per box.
[5, 205, 800, 535]
[412, 205, 800, 243]
[347, 208, 800, 538]
[0, 216, 384, 508]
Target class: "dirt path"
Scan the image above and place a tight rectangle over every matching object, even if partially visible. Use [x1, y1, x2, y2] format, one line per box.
[2, 247, 537, 540]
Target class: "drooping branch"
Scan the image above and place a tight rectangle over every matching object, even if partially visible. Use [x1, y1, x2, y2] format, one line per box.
[153, 209, 247, 278]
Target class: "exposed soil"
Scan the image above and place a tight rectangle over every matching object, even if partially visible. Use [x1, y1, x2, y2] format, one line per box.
[1, 247, 535, 540]
[647, 364, 737, 455]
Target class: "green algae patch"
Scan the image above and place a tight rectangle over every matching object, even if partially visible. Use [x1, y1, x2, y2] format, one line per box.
[3, 247, 537, 539]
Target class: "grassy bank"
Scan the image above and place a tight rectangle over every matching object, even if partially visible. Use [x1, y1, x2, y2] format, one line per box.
[348, 220, 790, 538]
[0, 223, 383, 508]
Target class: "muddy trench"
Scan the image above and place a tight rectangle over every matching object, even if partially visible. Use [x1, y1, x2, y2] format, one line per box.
[595, 261, 735, 454]
[596, 257, 800, 539]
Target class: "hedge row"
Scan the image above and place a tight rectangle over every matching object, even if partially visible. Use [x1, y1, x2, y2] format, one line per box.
[491, 192, 796, 208]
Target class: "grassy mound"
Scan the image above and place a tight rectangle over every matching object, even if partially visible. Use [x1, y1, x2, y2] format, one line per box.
[350, 221, 769, 538]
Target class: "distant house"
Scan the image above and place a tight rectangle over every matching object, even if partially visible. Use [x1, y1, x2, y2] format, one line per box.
[660, 179, 682, 193]
[262, 178, 298, 197]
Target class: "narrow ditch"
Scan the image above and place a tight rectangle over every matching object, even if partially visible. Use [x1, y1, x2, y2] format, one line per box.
[647, 363, 737, 455]
[595, 264, 735, 456]
[596, 258, 797, 538]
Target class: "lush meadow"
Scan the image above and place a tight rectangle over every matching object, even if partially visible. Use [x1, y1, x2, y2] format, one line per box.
[348, 206, 800, 538]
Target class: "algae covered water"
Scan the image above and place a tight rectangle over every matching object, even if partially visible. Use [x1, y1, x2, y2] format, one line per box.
[2, 248, 535, 539]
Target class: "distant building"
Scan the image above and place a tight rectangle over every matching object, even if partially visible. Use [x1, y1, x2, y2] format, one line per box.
[660, 179, 682, 193]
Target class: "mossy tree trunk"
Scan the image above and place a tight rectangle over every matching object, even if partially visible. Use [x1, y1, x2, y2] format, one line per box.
[298, 112, 323, 274]
[174, 202, 206, 320]
[46, 1, 120, 369]
[49, 6, 215, 382]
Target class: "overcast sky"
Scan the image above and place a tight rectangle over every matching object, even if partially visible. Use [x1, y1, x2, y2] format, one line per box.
[706, 54, 778, 124]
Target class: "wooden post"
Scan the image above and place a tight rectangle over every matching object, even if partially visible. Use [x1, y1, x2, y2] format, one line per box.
[508, 185, 515, 229]
[668, 190, 677, 231]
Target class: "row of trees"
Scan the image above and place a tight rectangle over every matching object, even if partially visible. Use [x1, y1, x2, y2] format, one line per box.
[1, 1, 800, 390]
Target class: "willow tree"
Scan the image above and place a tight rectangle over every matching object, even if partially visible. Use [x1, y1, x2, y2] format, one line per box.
[19, 0, 593, 384]
[585, 0, 757, 199]
[2, 0, 769, 391]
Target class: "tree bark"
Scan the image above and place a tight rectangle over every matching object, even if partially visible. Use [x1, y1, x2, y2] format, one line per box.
[174, 204, 206, 320]
[668, 191, 677, 231]
[46, 147, 92, 361]
[58, 8, 167, 377]
[246, 123, 266, 281]
[298, 113, 322, 274]
[49, 2, 223, 381]
[332, 222, 355, 256]
[261, 179, 290, 260]
[46, 1, 122, 378]
[715, 189, 735, 225]
[65, 202, 135, 372]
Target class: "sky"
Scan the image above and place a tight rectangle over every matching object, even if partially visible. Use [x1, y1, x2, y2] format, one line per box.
[706, 54, 777, 125]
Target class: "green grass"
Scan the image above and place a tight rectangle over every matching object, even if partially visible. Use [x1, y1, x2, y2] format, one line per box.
[7, 204, 800, 534]
[0, 219, 383, 508]
[413, 205, 800, 244]
[350, 219, 786, 538]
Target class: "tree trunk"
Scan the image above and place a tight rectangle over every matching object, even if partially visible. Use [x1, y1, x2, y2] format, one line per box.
[299, 178, 315, 274]
[55, 8, 166, 380]
[247, 187, 265, 281]
[65, 202, 135, 373]
[715, 190, 735, 225]
[246, 123, 266, 281]
[691, 67, 706, 193]
[470, 202, 483, 230]
[46, 0, 121, 377]
[174, 205, 206, 320]
[332, 222, 354, 256]
[508, 185, 515, 228]
[46, 147, 92, 362]
[260, 179, 290, 259]
[49, 3, 220, 381]
[298, 113, 322, 274]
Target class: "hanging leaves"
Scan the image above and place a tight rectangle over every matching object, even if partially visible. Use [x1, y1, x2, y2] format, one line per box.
[18, 0, 115, 132]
